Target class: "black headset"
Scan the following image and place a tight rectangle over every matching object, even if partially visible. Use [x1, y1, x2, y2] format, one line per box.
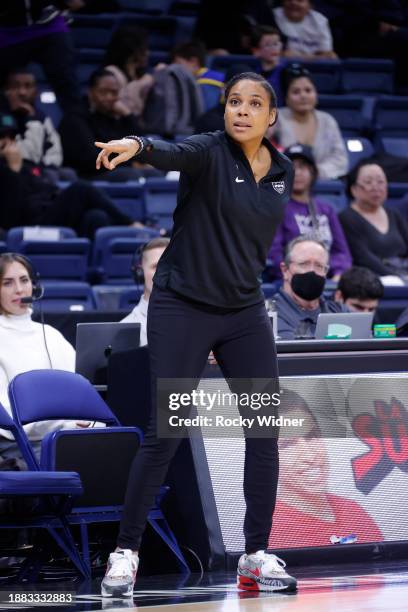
[130, 243, 148, 285]
[0, 253, 43, 301]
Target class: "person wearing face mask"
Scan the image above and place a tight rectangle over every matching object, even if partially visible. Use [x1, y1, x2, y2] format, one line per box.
[272, 236, 348, 339]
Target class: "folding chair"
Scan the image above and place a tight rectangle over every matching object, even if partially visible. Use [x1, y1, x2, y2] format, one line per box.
[9, 370, 190, 575]
[0, 402, 87, 580]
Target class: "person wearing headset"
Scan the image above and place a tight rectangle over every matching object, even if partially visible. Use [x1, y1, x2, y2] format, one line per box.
[121, 238, 170, 346]
[0, 252, 80, 467]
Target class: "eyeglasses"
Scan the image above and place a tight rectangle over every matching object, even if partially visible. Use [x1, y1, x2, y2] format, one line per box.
[289, 260, 329, 274]
[355, 180, 387, 189]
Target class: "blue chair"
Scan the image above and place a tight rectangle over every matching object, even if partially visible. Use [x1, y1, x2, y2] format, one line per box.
[300, 60, 342, 94]
[6, 227, 90, 281]
[34, 281, 96, 312]
[0, 401, 87, 579]
[92, 182, 146, 222]
[120, 15, 178, 51]
[9, 370, 190, 575]
[92, 226, 160, 284]
[118, 287, 145, 310]
[373, 96, 408, 137]
[318, 95, 367, 136]
[379, 137, 408, 158]
[209, 54, 260, 73]
[0, 241, 6, 254]
[313, 180, 347, 213]
[342, 58, 394, 94]
[386, 183, 408, 211]
[344, 137, 374, 170]
[144, 178, 179, 231]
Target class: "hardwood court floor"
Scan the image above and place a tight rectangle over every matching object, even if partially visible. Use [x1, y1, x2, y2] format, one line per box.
[1, 561, 408, 611]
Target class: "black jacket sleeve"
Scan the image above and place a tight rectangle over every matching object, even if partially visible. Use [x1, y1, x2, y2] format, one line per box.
[137, 132, 219, 175]
[0, 163, 26, 229]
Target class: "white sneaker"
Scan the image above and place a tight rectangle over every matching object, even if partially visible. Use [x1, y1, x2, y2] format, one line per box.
[237, 550, 297, 592]
[101, 549, 139, 598]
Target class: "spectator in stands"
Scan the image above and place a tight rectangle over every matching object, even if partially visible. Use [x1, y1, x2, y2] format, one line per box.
[269, 388, 383, 548]
[0, 253, 77, 466]
[274, 65, 348, 179]
[268, 144, 351, 280]
[250, 26, 287, 106]
[0, 68, 76, 182]
[273, 236, 347, 339]
[339, 160, 408, 279]
[60, 69, 161, 181]
[171, 41, 224, 112]
[273, 0, 337, 60]
[122, 238, 170, 346]
[103, 25, 154, 119]
[334, 267, 384, 314]
[0, 1, 81, 112]
[0, 112, 140, 238]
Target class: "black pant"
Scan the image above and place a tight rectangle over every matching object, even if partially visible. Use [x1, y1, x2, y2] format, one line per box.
[39, 180, 131, 238]
[118, 286, 279, 555]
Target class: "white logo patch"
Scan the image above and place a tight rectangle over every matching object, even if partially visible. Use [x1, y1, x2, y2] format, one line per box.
[235, 177, 244, 183]
[272, 181, 285, 194]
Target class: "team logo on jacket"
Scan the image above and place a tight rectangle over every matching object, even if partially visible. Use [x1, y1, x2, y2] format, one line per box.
[272, 181, 285, 194]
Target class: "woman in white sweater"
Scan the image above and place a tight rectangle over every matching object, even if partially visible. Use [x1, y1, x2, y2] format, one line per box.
[0, 253, 76, 463]
[274, 66, 348, 180]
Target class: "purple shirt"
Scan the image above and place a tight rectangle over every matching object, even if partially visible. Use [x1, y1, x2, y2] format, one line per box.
[0, 15, 68, 49]
[268, 197, 352, 279]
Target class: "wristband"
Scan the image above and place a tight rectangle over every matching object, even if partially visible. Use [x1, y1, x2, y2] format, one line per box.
[124, 135, 145, 156]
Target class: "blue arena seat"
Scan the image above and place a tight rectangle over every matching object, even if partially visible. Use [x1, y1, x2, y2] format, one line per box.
[300, 60, 342, 94]
[379, 137, 408, 158]
[373, 96, 408, 136]
[342, 58, 394, 94]
[6, 227, 90, 281]
[0, 241, 6, 254]
[318, 95, 367, 136]
[209, 55, 260, 73]
[34, 281, 96, 312]
[117, 0, 172, 13]
[118, 287, 145, 309]
[92, 226, 161, 283]
[144, 178, 179, 231]
[120, 15, 178, 51]
[386, 184, 408, 213]
[10, 369, 189, 575]
[344, 137, 375, 170]
[92, 182, 146, 221]
[313, 180, 347, 213]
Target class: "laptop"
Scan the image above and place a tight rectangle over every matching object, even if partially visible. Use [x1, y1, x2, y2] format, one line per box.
[75, 322, 141, 385]
[315, 312, 374, 340]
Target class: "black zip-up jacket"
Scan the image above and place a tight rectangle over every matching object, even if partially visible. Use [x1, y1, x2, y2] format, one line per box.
[137, 131, 293, 308]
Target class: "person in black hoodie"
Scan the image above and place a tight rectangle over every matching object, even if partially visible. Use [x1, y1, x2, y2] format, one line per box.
[0, 112, 138, 239]
[59, 68, 161, 181]
[96, 72, 298, 597]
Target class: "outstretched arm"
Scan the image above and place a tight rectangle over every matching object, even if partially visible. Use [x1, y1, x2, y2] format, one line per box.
[95, 133, 217, 175]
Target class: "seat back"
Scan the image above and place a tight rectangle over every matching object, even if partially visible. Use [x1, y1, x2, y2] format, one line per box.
[313, 180, 347, 213]
[145, 179, 178, 231]
[342, 58, 394, 94]
[34, 281, 96, 312]
[9, 370, 120, 428]
[41, 428, 142, 507]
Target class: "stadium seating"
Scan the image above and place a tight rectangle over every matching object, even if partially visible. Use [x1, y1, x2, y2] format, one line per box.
[300, 60, 342, 94]
[344, 137, 375, 170]
[313, 180, 347, 213]
[341, 58, 394, 95]
[0, 401, 87, 579]
[34, 281, 96, 312]
[6, 227, 90, 281]
[373, 96, 408, 137]
[144, 178, 178, 230]
[92, 182, 146, 221]
[92, 226, 161, 284]
[318, 95, 367, 136]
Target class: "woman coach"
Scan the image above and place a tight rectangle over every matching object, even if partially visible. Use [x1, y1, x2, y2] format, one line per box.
[96, 72, 297, 596]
